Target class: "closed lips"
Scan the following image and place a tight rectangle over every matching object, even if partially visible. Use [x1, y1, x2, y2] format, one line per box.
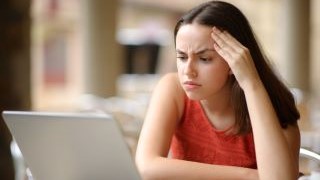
[184, 81, 201, 86]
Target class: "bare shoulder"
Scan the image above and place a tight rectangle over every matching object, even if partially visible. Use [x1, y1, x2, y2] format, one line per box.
[158, 73, 180, 88]
[152, 73, 185, 119]
[156, 73, 184, 99]
[136, 73, 185, 162]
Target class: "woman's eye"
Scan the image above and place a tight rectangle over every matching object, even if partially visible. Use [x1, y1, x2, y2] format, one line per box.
[177, 56, 187, 61]
[200, 57, 211, 62]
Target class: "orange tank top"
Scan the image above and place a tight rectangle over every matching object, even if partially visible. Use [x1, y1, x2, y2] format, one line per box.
[170, 97, 257, 169]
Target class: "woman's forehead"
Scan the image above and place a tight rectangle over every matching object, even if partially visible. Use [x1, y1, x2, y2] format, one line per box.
[176, 23, 212, 38]
[176, 24, 214, 53]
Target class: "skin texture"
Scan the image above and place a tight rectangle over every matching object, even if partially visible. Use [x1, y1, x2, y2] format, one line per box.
[135, 23, 300, 180]
[176, 24, 235, 130]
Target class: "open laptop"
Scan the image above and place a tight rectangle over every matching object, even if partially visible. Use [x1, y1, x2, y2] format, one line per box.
[2, 111, 141, 180]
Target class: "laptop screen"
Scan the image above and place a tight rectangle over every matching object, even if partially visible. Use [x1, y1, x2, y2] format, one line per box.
[2, 111, 141, 180]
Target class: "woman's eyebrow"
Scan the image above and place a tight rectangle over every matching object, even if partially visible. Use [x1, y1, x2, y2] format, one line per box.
[176, 49, 186, 54]
[195, 49, 215, 55]
[176, 48, 215, 55]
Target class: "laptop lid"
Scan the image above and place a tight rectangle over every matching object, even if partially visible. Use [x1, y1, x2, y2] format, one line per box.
[2, 111, 141, 180]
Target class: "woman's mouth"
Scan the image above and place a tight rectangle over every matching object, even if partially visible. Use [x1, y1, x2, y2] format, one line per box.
[183, 81, 201, 90]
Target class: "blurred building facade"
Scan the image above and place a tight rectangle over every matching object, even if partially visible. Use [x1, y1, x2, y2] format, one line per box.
[29, 0, 320, 110]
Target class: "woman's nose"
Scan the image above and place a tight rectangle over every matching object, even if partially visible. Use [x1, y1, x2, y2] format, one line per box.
[185, 59, 197, 78]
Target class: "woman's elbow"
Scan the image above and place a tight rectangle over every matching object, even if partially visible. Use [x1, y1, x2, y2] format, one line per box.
[135, 156, 158, 180]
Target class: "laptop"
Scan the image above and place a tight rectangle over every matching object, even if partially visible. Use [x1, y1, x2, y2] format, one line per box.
[2, 111, 141, 180]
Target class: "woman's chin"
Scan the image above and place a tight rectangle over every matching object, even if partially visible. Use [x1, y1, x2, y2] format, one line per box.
[185, 92, 203, 100]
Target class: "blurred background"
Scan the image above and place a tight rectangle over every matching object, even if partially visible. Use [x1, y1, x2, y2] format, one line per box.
[1, 0, 320, 179]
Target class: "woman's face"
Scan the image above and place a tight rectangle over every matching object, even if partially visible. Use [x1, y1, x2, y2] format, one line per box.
[175, 23, 231, 100]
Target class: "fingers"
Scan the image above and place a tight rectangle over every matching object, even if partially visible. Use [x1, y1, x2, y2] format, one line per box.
[211, 28, 233, 61]
[213, 41, 231, 61]
[211, 27, 260, 88]
[211, 27, 250, 73]
[211, 27, 245, 56]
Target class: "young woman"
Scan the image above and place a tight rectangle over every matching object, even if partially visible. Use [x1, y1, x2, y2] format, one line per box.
[135, 1, 301, 179]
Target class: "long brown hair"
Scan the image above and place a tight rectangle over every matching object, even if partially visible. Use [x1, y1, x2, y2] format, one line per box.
[174, 1, 300, 134]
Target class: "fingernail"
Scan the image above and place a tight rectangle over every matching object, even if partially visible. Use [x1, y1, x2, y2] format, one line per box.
[213, 27, 221, 33]
[212, 27, 217, 31]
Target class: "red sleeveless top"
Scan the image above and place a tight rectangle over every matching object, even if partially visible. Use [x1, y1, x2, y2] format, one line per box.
[170, 97, 257, 168]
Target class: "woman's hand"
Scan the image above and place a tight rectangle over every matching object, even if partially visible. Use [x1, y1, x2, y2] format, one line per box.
[211, 27, 261, 90]
[211, 27, 300, 179]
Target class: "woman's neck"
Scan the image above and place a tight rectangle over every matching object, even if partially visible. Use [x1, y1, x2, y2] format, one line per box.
[199, 82, 235, 131]
[200, 100, 235, 131]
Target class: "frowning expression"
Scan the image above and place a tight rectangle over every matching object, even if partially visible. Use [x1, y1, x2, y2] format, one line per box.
[175, 23, 231, 100]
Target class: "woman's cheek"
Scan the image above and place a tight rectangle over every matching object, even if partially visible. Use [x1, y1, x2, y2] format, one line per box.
[176, 62, 184, 73]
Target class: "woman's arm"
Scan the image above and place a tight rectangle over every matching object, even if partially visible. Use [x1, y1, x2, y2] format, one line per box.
[135, 73, 258, 180]
[244, 81, 300, 180]
[211, 27, 300, 180]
